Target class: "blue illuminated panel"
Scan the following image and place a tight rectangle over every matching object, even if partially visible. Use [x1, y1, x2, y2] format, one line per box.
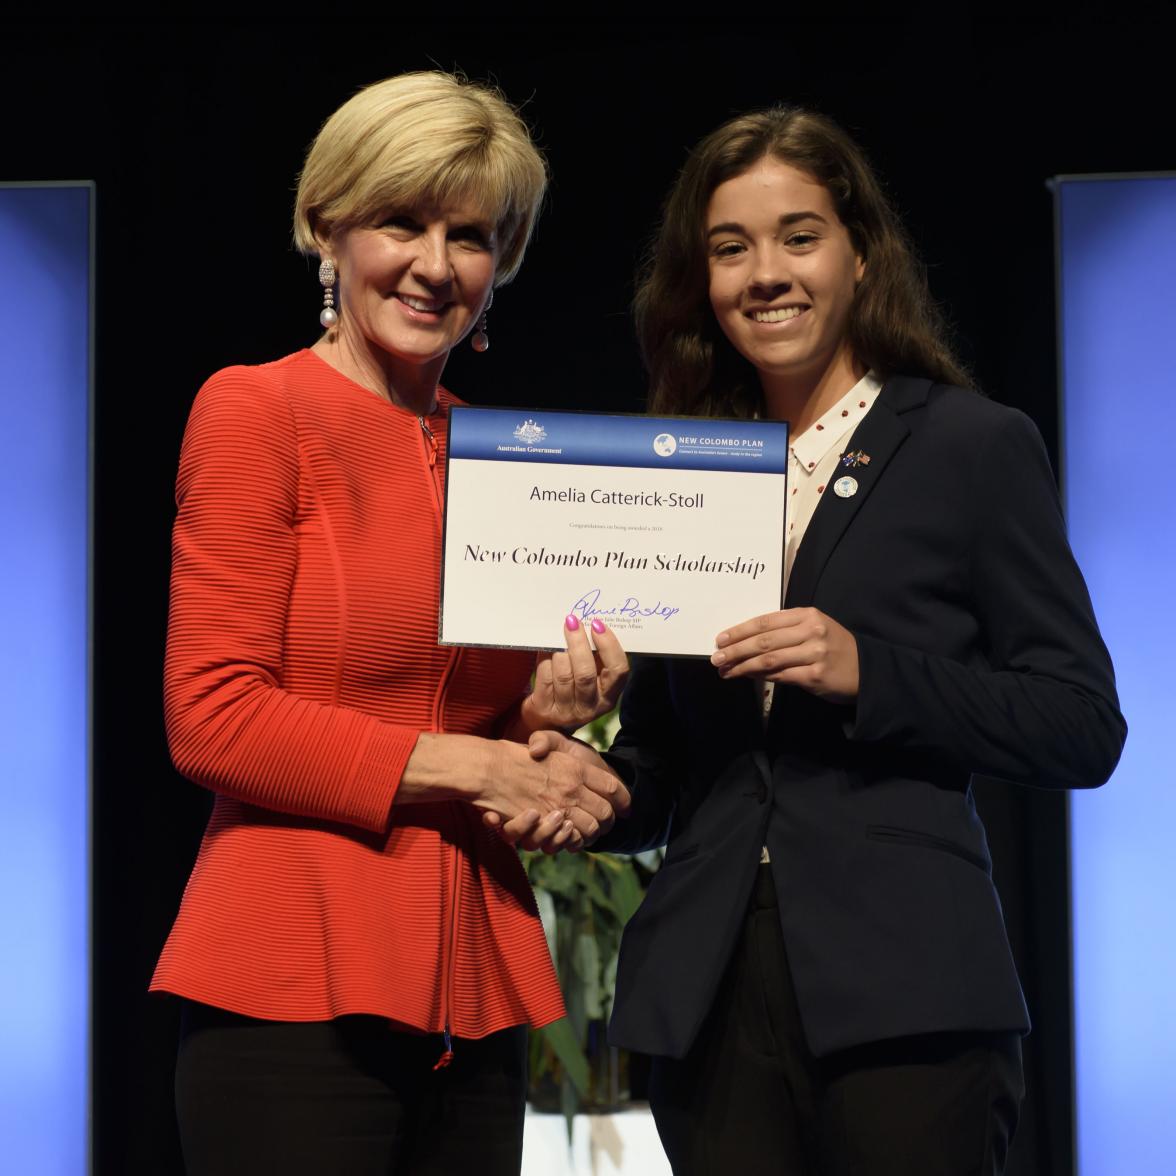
[1058, 175, 1176, 1175]
[0, 185, 91, 1174]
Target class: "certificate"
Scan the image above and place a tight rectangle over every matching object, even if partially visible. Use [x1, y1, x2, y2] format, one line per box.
[439, 408, 788, 657]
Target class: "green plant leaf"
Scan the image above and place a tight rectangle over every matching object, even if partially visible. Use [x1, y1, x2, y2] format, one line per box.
[537, 1017, 589, 1096]
[534, 885, 557, 970]
[607, 858, 645, 923]
[528, 1025, 554, 1083]
[574, 931, 604, 1020]
[603, 949, 620, 1017]
[575, 707, 620, 752]
[585, 877, 615, 916]
[525, 852, 590, 900]
[561, 1074, 578, 1143]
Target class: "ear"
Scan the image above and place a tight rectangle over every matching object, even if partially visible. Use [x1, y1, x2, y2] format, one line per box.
[309, 213, 336, 263]
[854, 253, 866, 283]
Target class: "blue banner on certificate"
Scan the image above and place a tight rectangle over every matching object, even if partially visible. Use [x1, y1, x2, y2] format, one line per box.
[440, 407, 788, 657]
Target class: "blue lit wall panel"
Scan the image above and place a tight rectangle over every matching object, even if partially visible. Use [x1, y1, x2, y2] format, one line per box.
[1059, 175, 1176, 1176]
[0, 184, 91, 1175]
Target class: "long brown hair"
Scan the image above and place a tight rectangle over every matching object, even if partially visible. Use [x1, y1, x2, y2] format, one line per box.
[635, 107, 971, 417]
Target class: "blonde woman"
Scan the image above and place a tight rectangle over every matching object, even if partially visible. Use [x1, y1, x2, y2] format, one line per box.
[152, 72, 629, 1175]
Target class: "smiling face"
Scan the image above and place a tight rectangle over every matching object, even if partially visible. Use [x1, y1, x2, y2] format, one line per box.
[323, 196, 498, 403]
[706, 156, 865, 413]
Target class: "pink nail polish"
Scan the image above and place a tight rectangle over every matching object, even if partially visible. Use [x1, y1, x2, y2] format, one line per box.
[565, 614, 580, 631]
[590, 618, 606, 634]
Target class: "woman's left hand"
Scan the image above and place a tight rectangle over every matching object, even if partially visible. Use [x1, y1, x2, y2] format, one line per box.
[518, 615, 629, 734]
[710, 607, 859, 702]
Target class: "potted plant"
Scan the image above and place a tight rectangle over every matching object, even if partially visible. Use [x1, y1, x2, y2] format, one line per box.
[523, 710, 662, 1126]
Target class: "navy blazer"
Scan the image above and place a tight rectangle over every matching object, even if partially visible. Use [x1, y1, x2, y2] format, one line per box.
[598, 376, 1125, 1060]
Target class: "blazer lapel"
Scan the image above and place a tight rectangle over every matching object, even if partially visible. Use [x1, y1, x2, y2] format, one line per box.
[784, 376, 929, 607]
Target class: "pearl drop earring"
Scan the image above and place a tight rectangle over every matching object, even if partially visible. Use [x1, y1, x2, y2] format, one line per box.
[318, 258, 338, 328]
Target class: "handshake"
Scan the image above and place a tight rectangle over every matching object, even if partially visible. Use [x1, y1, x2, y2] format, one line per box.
[402, 616, 629, 851]
[479, 730, 630, 855]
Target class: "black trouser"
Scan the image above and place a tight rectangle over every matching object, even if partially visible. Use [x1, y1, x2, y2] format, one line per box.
[648, 865, 1024, 1175]
[175, 1002, 528, 1176]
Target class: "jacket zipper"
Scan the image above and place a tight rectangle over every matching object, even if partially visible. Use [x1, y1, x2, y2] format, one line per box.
[433, 846, 462, 1070]
[419, 412, 462, 1069]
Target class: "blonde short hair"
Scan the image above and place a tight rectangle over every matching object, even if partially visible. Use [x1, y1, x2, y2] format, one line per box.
[293, 71, 547, 284]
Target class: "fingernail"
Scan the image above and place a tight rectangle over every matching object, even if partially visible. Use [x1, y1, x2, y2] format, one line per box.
[565, 613, 580, 631]
[710, 651, 726, 665]
[716, 632, 729, 645]
[590, 618, 606, 635]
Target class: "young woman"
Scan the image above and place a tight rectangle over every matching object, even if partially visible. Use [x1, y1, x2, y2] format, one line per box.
[530, 106, 1125, 1175]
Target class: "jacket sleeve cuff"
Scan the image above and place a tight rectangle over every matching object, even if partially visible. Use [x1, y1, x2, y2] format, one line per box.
[349, 723, 426, 831]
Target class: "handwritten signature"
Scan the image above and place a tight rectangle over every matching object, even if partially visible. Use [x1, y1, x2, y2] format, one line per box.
[571, 588, 680, 622]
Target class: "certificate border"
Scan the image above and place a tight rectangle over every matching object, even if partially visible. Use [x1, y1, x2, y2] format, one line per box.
[438, 406, 788, 659]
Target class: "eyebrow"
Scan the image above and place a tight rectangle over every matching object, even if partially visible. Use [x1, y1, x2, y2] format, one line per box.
[706, 211, 831, 238]
[383, 206, 497, 232]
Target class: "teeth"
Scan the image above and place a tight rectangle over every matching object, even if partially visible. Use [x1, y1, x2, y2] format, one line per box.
[752, 306, 804, 323]
[400, 295, 444, 312]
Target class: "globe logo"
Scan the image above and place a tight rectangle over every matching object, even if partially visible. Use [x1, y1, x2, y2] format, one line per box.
[653, 433, 677, 457]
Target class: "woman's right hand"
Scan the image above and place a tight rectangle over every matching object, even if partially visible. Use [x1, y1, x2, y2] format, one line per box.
[711, 606, 860, 702]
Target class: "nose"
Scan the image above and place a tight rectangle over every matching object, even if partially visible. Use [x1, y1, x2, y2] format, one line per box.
[749, 245, 792, 295]
[413, 225, 452, 287]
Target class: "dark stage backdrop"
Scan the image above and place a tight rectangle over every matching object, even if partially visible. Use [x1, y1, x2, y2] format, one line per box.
[4, 19, 1167, 1176]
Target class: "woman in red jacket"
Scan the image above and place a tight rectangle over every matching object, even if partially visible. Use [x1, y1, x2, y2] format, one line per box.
[152, 71, 629, 1176]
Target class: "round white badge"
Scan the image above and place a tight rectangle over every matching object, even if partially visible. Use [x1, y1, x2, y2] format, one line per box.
[833, 476, 858, 498]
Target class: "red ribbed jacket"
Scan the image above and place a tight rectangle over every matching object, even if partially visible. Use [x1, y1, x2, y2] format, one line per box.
[151, 350, 566, 1037]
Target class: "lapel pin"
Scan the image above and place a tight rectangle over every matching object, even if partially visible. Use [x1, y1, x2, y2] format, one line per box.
[834, 476, 858, 498]
[840, 449, 871, 469]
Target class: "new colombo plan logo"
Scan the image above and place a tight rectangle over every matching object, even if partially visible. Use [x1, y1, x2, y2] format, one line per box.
[652, 433, 677, 457]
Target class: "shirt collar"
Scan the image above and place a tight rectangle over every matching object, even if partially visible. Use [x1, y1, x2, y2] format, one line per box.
[790, 371, 883, 474]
